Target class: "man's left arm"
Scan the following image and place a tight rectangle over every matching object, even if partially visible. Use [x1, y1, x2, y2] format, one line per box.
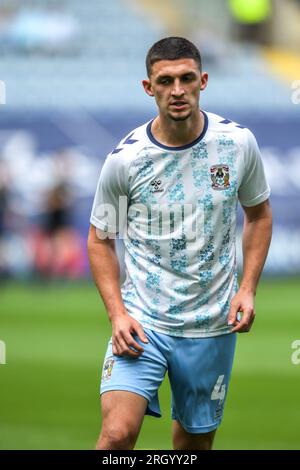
[228, 199, 272, 333]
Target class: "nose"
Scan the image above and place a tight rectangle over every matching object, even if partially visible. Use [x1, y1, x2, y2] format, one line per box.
[171, 79, 184, 97]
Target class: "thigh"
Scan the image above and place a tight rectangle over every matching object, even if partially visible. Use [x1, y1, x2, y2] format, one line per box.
[101, 390, 148, 420]
[168, 333, 237, 433]
[101, 390, 148, 436]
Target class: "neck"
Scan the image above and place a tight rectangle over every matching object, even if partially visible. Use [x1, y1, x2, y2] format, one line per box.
[151, 109, 204, 148]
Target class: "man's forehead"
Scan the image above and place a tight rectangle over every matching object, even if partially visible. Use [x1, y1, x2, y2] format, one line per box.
[151, 58, 200, 77]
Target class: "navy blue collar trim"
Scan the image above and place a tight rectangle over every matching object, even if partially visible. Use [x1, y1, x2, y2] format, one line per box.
[146, 111, 208, 151]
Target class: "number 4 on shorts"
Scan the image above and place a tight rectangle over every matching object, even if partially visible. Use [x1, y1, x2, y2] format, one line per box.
[211, 375, 226, 401]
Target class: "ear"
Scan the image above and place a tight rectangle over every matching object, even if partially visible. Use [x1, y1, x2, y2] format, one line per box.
[142, 79, 154, 97]
[200, 72, 208, 91]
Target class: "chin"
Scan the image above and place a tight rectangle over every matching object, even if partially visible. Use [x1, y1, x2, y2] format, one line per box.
[168, 111, 192, 122]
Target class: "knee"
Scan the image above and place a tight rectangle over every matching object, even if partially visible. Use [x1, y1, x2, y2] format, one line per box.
[173, 433, 214, 451]
[96, 426, 135, 450]
[194, 435, 214, 451]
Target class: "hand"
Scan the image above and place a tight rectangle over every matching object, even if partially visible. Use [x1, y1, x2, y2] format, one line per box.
[227, 289, 256, 333]
[111, 313, 149, 358]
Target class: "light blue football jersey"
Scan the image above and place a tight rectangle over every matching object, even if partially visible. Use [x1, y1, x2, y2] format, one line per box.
[90, 111, 270, 338]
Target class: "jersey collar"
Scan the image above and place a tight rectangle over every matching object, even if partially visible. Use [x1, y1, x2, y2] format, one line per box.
[146, 111, 208, 151]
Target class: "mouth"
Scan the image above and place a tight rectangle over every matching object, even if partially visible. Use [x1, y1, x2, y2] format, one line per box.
[170, 101, 188, 110]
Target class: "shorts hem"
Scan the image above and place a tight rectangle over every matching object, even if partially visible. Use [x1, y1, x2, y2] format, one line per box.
[100, 385, 161, 417]
[172, 418, 221, 434]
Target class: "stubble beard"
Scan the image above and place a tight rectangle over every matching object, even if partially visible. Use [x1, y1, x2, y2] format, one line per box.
[167, 110, 192, 122]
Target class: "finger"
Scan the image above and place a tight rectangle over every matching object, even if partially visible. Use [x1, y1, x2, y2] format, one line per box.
[231, 310, 253, 333]
[231, 318, 248, 332]
[132, 323, 149, 344]
[122, 333, 145, 353]
[115, 335, 141, 358]
[243, 312, 256, 332]
[112, 341, 120, 356]
[112, 338, 122, 356]
[227, 301, 240, 326]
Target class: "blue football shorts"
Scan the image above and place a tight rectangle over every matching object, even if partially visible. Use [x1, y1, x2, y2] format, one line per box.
[100, 328, 237, 434]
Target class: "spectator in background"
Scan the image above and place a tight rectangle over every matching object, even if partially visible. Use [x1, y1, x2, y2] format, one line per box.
[0, 159, 10, 279]
[228, 0, 273, 45]
[0, 162, 8, 237]
[33, 152, 85, 279]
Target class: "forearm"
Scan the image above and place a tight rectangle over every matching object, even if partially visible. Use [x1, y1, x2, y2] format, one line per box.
[88, 225, 148, 357]
[240, 209, 272, 294]
[87, 227, 127, 321]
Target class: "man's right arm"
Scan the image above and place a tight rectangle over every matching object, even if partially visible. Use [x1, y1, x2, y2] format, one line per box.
[87, 224, 148, 357]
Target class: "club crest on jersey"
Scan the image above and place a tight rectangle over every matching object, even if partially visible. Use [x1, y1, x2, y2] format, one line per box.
[102, 357, 115, 382]
[210, 165, 230, 190]
[150, 179, 164, 193]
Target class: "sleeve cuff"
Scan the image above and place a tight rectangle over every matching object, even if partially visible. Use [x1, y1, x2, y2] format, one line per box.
[90, 216, 118, 234]
[239, 187, 271, 207]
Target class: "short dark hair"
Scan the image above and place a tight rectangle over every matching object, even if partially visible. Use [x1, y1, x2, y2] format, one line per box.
[146, 37, 202, 77]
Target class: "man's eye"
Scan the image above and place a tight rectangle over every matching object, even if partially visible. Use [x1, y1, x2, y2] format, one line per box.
[182, 75, 192, 82]
[160, 78, 170, 85]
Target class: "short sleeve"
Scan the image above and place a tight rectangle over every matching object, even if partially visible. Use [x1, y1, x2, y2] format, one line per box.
[238, 129, 270, 207]
[90, 153, 129, 234]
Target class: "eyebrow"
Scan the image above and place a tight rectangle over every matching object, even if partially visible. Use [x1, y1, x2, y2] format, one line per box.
[155, 72, 197, 81]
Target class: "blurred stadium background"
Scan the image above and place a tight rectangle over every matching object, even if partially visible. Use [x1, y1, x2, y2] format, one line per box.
[0, 0, 300, 450]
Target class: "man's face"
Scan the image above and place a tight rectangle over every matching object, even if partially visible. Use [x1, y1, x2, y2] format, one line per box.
[142, 58, 208, 121]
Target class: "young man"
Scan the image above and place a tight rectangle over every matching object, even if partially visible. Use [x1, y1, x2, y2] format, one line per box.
[87, 37, 272, 450]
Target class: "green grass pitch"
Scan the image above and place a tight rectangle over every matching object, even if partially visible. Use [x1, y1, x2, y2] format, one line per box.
[0, 277, 300, 449]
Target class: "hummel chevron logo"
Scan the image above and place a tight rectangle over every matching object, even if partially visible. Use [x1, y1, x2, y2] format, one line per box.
[150, 179, 164, 193]
[219, 119, 245, 129]
[112, 133, 138, 154]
